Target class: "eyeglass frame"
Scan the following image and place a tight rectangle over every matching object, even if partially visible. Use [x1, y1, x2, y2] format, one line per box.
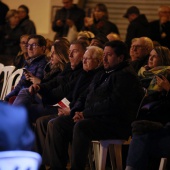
[26, 43, 40, 49]
[130, 45, 146, 50]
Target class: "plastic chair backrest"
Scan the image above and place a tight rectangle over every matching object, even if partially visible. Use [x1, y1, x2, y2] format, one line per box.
[0, 150, 42, 170]
[5, 68, 23, 95]
[0, 63, 4, 74]
[1, 66, 15, 100]
[0, 66, 16, 100]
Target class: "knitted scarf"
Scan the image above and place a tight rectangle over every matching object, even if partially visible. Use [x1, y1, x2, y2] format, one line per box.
[138, 66, 170, 94]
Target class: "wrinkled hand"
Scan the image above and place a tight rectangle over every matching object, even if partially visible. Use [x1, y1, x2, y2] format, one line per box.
[156, 75, 170, 92]
[73, 112, 84, 122]
[58, 107, 70, 116]
[29, 84, 40, 95]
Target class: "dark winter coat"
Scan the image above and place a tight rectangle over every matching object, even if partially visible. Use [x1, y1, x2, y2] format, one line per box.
[125, 14, 150, 49]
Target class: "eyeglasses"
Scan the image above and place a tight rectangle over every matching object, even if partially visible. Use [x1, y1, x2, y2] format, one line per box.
[130, 45, 145, 49]
[26, 43, 40, 49]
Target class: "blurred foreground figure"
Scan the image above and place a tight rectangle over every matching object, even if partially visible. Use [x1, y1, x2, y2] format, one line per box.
[0, 102, 35, 151]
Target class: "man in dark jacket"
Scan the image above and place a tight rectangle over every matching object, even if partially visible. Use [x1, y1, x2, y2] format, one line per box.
[52, 0, 85, 41]
[123, 6, 150, 50]
[47, 40, 144, 170]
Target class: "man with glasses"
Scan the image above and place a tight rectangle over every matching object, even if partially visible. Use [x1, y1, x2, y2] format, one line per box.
[149, 6, 170, 49]
[130, 37, 153, 72]
[4, 34, 47, 102]
[52, 0, 85, 41]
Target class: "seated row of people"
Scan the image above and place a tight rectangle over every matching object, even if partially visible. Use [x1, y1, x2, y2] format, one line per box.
[1, 33, 170, 169]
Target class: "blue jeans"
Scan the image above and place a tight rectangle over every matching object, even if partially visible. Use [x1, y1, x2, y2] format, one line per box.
[126, 128, 170, 170]
[13, 88, 57, 122]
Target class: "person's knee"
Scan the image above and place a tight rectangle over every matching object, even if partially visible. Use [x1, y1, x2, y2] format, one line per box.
[18, 88, 30, 96]
[73, 120, 91, 137]
[52, 116, 65, 130]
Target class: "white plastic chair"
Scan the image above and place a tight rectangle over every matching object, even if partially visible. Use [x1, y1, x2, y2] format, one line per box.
[0, 150, 42, 170]
[5, 68, 23, 96]
[0, 66, 16, 100]
[0, 63, 4, 74]
[92, 137, 131, 170]
[159, 158, 167, 170]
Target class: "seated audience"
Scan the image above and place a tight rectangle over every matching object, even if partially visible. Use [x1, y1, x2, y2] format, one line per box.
[13, 40, 88, 123]
[13, 34, 29, 69]
[4, 34, 47, 102]
[83, 3, 119, 37]
[137, 46, 170, 124]
[43, 40, 144, 169]
[34, 46, 103, 167]
[130, 37, 153, 72]
[18, 4, 36, 34]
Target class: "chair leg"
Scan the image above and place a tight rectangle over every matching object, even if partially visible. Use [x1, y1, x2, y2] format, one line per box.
[93, 142, 100, 170]
[88, 143, 95, 170]
[159, 158, 167, 170]
[99, 143, 109, 170]
[114, 144, 123, 170]
[109, 144, 116, 170]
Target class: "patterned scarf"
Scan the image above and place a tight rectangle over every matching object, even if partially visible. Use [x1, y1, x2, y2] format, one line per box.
[138, 66, 170, 94]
